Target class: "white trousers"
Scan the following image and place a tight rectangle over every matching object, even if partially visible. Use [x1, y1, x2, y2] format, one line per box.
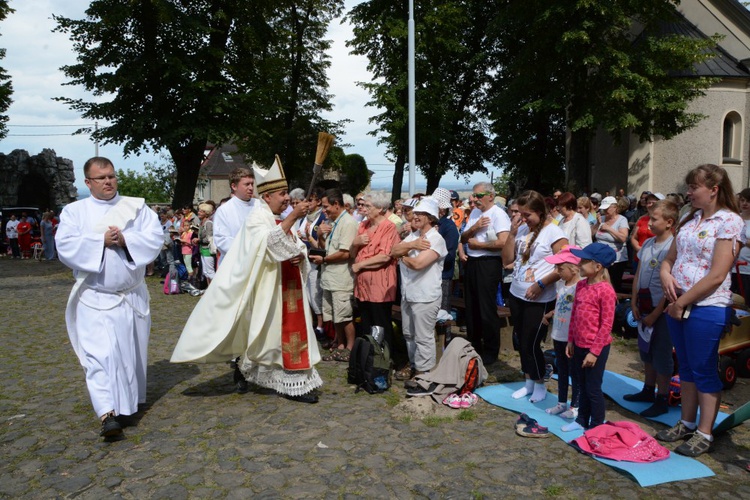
[402, 297, 441, 372]
[201, 254, 216, 280]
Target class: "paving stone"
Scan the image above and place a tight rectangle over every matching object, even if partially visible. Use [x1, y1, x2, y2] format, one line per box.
[1, 260, 749, 498]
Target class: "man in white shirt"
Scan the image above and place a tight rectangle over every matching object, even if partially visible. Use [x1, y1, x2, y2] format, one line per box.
[5, 214, 20, 258]
[460, 182, 511, 365]
[213, 167, 259, 263]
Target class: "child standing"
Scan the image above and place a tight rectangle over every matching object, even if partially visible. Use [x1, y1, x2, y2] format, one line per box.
[624, 201, 677, 417]
[563, 243, 617, 432]
[542, 246, 582, 419]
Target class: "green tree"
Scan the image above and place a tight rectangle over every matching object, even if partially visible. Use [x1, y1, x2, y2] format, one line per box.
[0, 1, 14, 140]
[54, 0, 341, 208]
[115, 165, 174, 203]
[486, 1, 719, 192]
[347, 0, 499, 198]
[237, 1, 345, 189]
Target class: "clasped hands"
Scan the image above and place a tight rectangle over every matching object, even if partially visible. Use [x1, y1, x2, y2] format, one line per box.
[104, 226, 126, 248]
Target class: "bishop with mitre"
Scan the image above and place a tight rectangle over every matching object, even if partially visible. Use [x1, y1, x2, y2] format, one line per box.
[171, 156, 322, 403]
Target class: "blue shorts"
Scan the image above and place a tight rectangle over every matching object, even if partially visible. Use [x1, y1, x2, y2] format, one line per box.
[666, 305, 731, 393]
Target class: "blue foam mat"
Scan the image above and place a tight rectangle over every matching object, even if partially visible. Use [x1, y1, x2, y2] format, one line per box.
[600, 371, 732, 430]
[475, 382, 715, 487]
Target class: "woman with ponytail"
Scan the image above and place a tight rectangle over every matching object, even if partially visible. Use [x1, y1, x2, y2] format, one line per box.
[502, 190, 568, 403]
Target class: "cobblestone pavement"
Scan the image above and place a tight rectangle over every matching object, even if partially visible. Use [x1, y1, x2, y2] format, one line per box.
[1, 258, 749, 499]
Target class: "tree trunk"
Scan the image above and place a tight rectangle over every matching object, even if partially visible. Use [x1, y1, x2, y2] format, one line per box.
[169, 139, 207, 209]
[568, 130, 590, 194]
[391, 152, 405, 203]
[425, 169, 442, 194]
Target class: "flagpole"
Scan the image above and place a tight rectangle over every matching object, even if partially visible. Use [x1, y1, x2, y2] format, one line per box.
[408, 0, 415, 196]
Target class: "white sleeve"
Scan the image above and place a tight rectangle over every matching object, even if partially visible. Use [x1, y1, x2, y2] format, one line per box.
[212, 207, 233, 256]
[492, 208, 511, 233]
[575, 214, 592, 247]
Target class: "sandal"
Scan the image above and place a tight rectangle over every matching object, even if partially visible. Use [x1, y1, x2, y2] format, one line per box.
[516, 422, 550, 438]
[332, 348, 351, 362]
[322, 349, 342, 362]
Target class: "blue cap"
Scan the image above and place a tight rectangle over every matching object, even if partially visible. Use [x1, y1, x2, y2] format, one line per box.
[570, 243, 617, 268]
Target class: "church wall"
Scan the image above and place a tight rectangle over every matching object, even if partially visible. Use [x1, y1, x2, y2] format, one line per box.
[651, 79, 750, 193]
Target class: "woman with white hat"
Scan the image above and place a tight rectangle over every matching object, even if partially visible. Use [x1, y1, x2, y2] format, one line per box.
[595, 195, 630, 292]
[391, 196, 448, 379]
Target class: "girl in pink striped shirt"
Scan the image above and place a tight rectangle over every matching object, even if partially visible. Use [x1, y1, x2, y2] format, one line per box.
[563, 243, 617, 432]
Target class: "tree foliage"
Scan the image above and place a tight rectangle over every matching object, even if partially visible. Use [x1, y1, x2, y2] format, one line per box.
[115, 156, 176, 203]
[54, 0, 342, 208]
[0, 1, 14, 140]
[349, 0, 720, 195]
[347, 0, 499, 197]
[486, 0, 720, 192]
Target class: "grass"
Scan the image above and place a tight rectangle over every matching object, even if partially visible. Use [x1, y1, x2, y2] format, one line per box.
[423, 416, 452, 427]
[383, 391, 400, 407]
[457, 409, 477, 421]
[543, 485, 566, 497]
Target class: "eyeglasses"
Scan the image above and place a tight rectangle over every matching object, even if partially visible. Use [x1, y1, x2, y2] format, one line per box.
[357, 202, 365, 206]
[86, 175, 117, 183]
[473, 192, 491, 199]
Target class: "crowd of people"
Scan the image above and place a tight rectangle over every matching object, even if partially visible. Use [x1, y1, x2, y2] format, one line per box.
[3, 209, 59, 260]
[53, 157, 746, 456]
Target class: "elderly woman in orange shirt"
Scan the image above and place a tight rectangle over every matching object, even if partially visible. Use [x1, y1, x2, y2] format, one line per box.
[350, 191, 401, 347]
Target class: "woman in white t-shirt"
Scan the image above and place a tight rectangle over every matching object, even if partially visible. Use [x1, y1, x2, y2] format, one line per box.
[391, 197, 448, 377]
[502, 190, 568, 403]
[557, 192, 592, 248]
[595, 196, 629, 292]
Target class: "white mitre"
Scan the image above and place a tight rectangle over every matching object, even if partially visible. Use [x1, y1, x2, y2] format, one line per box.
[254, 155, 288, 195]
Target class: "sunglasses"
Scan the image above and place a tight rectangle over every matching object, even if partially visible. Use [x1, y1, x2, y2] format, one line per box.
[473, 192, 492, 199]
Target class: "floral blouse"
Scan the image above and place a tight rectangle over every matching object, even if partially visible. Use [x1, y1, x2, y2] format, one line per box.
[673, 209, 745, 307]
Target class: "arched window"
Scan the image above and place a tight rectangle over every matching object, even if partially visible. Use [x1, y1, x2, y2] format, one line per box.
[722, 111, 742, 164]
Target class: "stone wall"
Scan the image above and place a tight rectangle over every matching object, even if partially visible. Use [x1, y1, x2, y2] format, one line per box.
[0, 149, 78, 209]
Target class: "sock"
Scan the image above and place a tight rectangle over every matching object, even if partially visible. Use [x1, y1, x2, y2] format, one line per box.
[696, 429, 713, 442]
[545, 403, 567, 415]
[681, 420, 697, 430]
[530, 382, 547, 403]
[561, 422, 584, 432]
[512, 379, 534, 399]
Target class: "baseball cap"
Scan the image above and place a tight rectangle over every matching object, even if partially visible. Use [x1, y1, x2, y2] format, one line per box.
[413, 196, 439, 219]
[599, 196, 617, 210]
[431, 188, 452, 209]
[590, 192, 602, 202]
[570, 243, 617, 268]
[544, 245, 582, 265]
[649, 192, 666, 200]
[402, 198, 419, 209]
[449, 190, 460, 201]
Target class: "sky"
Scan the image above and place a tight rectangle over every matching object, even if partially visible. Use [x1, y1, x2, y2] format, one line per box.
[0, 0, 490, 197]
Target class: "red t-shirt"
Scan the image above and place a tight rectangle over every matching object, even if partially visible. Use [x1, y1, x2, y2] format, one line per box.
[633, 215, 654, 262]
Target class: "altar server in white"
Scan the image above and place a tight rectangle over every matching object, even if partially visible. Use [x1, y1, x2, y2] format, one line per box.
[56, 157, 163, 439]
[213, 167, 259, 263]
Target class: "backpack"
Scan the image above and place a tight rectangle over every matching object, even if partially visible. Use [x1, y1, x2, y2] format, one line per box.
[347, 335, 393, 394]
[460, 357, 480, 394]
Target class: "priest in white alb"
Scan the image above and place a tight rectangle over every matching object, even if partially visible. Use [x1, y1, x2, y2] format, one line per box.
[213, 166, 259, 264]
[55, 157, 163, 439]
[171, 156, 323, 403]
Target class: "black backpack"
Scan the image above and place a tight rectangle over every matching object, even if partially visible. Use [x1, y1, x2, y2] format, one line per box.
[347, 335, 393, 393]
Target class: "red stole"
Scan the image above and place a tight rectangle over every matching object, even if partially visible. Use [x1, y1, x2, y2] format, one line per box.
[278, 222, 311, 370]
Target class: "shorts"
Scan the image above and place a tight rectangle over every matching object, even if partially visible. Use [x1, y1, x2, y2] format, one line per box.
[638, 314, 673, 376]
[322, 289, 354, 323]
